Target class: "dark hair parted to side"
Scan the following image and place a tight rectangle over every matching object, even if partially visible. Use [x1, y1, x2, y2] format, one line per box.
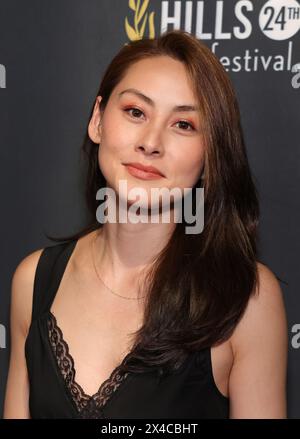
[46, 30, 261, 376]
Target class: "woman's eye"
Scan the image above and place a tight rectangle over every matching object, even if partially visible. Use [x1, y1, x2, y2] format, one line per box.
[175, 121, 195, 131]
[123, 107, 144, 119]
[123, 107, 195, 131]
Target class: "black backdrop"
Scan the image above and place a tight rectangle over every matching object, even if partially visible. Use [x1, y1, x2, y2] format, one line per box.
[0, 0, 299, 418]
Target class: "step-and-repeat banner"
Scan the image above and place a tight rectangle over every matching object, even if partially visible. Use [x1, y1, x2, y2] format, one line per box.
[0, 0, 299, 418]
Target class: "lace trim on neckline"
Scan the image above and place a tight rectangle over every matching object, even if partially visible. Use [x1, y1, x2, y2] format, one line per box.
[47, 311, 131, 418]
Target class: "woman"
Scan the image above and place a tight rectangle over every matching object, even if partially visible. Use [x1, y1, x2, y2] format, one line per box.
[4, 30, 288, 419]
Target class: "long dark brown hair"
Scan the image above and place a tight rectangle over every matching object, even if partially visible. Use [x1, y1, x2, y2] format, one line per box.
[46, 30, 261, 376]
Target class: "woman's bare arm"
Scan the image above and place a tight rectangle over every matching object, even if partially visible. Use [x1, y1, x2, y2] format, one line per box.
[3, 249, 43, 419]
[228, 262, 288, 418]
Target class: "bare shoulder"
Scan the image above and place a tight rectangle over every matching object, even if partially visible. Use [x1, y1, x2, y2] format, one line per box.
[230, 262, 288, 356]
[11, 247, 44, 337]
[3, 247, 45, 418]
[228, 262, 288, 418]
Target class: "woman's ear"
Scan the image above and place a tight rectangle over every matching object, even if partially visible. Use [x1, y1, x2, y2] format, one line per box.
[88, 96, 103, 144]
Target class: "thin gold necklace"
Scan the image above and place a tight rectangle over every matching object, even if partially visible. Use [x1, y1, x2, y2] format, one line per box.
[91, 231, 146, 301]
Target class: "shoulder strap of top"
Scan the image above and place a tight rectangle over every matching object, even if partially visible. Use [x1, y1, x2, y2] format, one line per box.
[31, 239, 78, 322]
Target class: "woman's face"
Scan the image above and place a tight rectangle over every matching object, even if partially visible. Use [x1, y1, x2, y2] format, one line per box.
[88, 55, 205, 211]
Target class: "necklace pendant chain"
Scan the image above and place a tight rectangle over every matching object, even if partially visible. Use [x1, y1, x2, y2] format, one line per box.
[91, 231, 146, 301]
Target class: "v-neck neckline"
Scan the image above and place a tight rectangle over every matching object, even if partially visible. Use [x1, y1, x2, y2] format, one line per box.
[46, 309, 135, 417]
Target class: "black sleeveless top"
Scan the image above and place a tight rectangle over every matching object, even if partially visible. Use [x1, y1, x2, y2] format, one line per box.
[25, 239, 230, 419]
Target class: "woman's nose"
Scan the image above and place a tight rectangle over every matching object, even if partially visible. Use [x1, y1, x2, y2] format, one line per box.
[134, 125, 165, 156]
[134, 143, 163, 156]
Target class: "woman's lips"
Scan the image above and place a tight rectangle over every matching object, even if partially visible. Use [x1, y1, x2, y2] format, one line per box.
[125, 164, 165, 180]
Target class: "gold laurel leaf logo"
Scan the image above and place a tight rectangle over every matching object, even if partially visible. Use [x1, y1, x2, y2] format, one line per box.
[125, 0, 155, 40]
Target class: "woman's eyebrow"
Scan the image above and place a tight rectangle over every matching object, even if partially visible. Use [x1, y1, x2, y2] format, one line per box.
[118, 88, 199, 112]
